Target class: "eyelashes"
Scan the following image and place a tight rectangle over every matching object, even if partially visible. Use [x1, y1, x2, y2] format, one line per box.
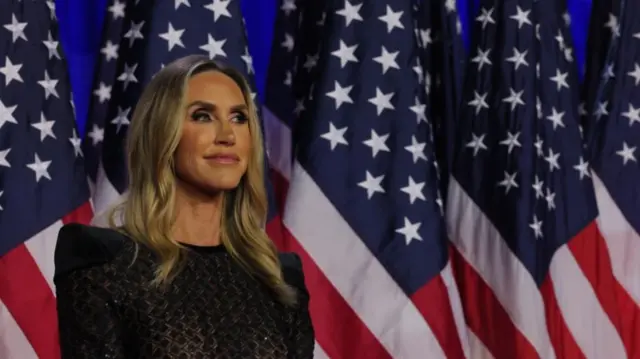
[190, 110, 248, 124]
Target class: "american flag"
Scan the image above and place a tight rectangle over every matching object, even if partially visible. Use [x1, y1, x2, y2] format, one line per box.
[0, 1, 93, 358]
[264, 0, 469, 357]
[446, 0, 634, 358]
[582, 0, 640, 356]
[83, 0, 282, 236]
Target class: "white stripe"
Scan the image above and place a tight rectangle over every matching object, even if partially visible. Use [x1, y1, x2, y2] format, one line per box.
[262, 106, 292, 181]
[284, 162, 447, 359]
[549, 246, 626, 359]
[593, 173, 640, 306]
[23, 220, 64, 294]
[441, 261, 471, 359]
[446, 177, 556, 359]
[0, 300, 37, 359]
[90, 161, 128, 227]
[466, 330, 495, 359]
[313, 340, 330, 359]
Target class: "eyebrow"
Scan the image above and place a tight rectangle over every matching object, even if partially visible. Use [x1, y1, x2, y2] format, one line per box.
[186, 100, 248, 112]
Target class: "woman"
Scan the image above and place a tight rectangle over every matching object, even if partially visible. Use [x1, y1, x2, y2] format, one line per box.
[53, 54, 314, 358]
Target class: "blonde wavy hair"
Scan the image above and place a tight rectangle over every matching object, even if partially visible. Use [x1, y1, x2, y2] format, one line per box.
[108, 54, 297, 306]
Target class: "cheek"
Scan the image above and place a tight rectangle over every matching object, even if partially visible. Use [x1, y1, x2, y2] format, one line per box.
[237, 127, 253, 159]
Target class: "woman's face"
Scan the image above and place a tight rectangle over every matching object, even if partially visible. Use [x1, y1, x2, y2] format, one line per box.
[174, 70, 252, 195]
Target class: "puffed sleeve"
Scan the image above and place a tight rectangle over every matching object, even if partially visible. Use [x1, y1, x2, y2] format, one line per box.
[53, 223, 128, 359]
[280, 252, 315, 358]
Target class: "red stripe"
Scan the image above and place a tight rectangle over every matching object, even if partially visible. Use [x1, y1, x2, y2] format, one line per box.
[411, 269, 466, 359]
[568, 221, 640, 358]
[450, 247, 540, 359]
[0, 201, 92, 359]
[0, 244, 60, 359]
[539, 277, 585, 359]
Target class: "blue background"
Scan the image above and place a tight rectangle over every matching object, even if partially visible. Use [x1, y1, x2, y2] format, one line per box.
[54, 0, 593, 137]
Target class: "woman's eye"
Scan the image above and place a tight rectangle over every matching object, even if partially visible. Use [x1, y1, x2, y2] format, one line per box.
[191, 112, 211, 122]
[232, 113, 248, 123]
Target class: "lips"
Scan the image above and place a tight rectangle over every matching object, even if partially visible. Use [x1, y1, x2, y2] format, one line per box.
[205, 154, 240, 164]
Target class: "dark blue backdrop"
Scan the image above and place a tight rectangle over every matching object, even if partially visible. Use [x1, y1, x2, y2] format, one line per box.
[54, 0, 593, 137]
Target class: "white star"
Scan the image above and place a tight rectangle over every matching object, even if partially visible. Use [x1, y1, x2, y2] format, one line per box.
[321, 122, 348, 150]
[69, 129, 83, 157]
[550, 69, 569, 91]
[363, 130, 390, 158]
[0, 57, 23, 86]
[616, 142, 637, 165]
[0, 190, 3, 211]
[38, 70, 59, 99]
[241, 47, 254, 74]
[594, 101, 609, 120]
[621, 103, 640, 126]
[498, 171, 518, 194]
[87, 124, 104, 146]
[358, 171, 385, 199]
[31, 113, 56, 141]
[510, 6, 532, 28]
[602, 64, 615, 81]
[378, 5, 404, 33]
[117, 63, 138, 90]
[200, 34, 227, 59]
[281, 33, 294, 52]
[26, 154, 52, 182]
[4, 14, 28, 43]
[293, 99, 305, 116]
[471, 48, 492, 70]
[368, 87, 394, 115]
[544, 148, 561, 172]
[101, 40, 119, 62]
[627, 63, 640, 85]
[284, 71, 292, 86]
[573, 157, 590, 180]
[280, 0, 296, 15]
[502, 88, 525, 111]
[534, 135, 544, 157]
[444, 0, 456, 13]
[396, 217, 422, 245]
[326, 81, 353, 109]
[175, 0, 190, 9]
[499, 131, 521, 154]
[530, 215, 543, 239]
[468, 91, 489, 114]
[0, 148, 10, 167]
[401, 177, 426, 204]
[331, 40, 358, 68]
[124, 21, 145, 47]
[546, 107, 565, 130]
[46, 0, 57, 19]
[159, 23, 185, 51]
[373, 46, 400, 74]
[476, 7, 495, 29]
[0, 100, 18, 130]
[112, 107, 131, 133]
[409, 96, 427, 123]
[605, 13, 620, 37]
[93, 82, 112, 103]
[43, 32, 61, 60]
[336, 1, 363, 26]
[108, 0, 126, 19]
[204, 0, 232, 22]
[532, 176, 544, 198]
[466, 133, 488, 156]
[506, 48, 529, 70]
[303, 53, 319, 71]
[544, 188, 556, 211]
[419, 29, 432, 48]
[405, 136, 427, 163]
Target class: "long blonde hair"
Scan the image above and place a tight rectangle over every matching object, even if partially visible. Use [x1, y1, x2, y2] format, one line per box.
[109, 54, 297, 306]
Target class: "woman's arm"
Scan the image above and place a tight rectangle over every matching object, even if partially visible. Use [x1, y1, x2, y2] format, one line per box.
[55, 270, 128, 358]
[280, 253, 315, 358]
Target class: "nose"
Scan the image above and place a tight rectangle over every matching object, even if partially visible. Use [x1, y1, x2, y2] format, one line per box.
[214, 120, 235, 146]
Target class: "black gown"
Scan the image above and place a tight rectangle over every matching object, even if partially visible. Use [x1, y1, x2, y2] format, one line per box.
[53, 223, 314, 359]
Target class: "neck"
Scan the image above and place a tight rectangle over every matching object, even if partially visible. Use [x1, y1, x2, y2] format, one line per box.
[172, 181, 224, 247]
